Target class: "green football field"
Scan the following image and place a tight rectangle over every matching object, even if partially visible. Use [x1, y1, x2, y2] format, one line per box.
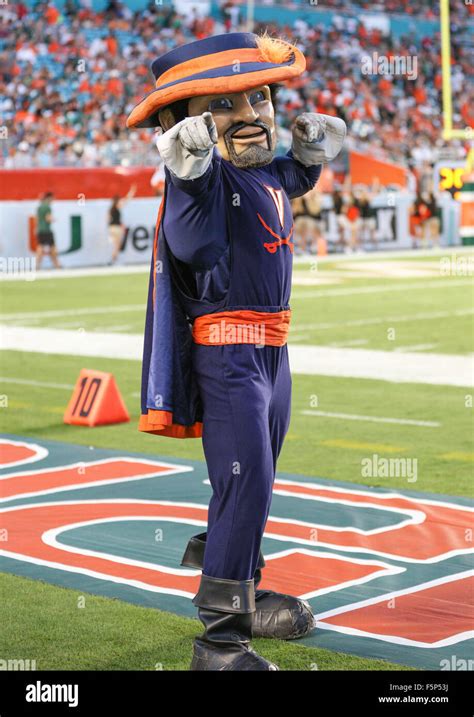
[1, 249, 473, 670]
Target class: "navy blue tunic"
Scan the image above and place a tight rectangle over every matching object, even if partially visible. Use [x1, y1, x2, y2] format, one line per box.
[162, 148, 321, 310]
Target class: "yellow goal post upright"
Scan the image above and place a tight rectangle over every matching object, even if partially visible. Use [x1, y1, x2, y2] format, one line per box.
[440, 0, 472, 143]
[440, 0, 474, 243]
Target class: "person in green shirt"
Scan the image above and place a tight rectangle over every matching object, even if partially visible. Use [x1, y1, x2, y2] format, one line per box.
[36, 192, 61, 269]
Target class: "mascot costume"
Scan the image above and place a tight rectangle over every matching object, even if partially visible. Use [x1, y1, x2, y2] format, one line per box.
[127, 32, 346, 671]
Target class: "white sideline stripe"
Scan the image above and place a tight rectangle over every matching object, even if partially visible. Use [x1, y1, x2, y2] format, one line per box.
[2, 283, 472, 321]
[291, 278, 473, 299]
[0, 325, 144, 362]
[328, 339, 369, 348]
[301, 410, 440, 427]
[294, 269, 446, 282]
[293, 276, 345, 285]
[2, 247, 471, 280]
[288, 345, 473, 387]
[295, 307, 474, 331]
[1, 325, 473, 387]
[2, 248, 471, 282]
[292, 246, 474, 263]
[0, 264, 150, 281]
[0, 377, 74, 390]
[393, 343, 437, 353]
[333, 260, 453, 279]
[0, 304, 143, 321]
[3, 280, 468, 322]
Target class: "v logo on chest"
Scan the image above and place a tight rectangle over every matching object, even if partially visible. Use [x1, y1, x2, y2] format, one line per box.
[263, 184, 285, 229]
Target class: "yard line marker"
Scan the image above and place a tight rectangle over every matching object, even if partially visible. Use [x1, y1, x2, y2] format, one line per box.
[0, 377, 74, 390]
[291, 278, 473, 299]
[0, 264, 150, 281]
[327, 339, 370, 348]
[438, 452, 474, 462]
[0, 305, 143, 321]
[393, 344, 437, 353]
[302, 410, 440, 428]
[92, 325, 135, 333]
[320, 439, 406, 453]
[288, 345, 473, 387]
[2, 326, 472, 387]
[291, 246, 474, 262]
[295, 308, 474, 331]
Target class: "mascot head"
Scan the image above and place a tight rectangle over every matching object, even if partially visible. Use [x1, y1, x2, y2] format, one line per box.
[127, 32, 306, 168]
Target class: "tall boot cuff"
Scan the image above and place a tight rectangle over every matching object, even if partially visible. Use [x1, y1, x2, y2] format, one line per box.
[192, 573, 256, 613]
[180, 532, 207, 568]
[181, 532, 266, 570]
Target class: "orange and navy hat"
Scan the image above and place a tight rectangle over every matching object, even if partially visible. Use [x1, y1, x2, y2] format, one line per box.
[126, 32, 306, 129]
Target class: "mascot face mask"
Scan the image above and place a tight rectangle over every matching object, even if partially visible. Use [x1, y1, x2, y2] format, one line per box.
[160, 84, 276, 169]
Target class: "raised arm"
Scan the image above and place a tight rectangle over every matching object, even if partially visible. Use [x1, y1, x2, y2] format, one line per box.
[291, 112, 347, 167]
[158, 114, 227, 270]
[272, 112, 346, 199]
[156, 112, 218, 193]
[272, 152, 322, 199]
[118, 183, 137, 209]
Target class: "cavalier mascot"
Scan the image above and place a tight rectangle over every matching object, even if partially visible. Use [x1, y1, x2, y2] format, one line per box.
[127, 32, 346, 671]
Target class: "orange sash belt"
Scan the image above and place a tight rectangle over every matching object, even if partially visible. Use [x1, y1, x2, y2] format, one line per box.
[192, 309, 291, 347]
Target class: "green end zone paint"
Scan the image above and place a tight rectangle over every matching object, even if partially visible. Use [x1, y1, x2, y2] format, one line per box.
[0, 434, 472, 671]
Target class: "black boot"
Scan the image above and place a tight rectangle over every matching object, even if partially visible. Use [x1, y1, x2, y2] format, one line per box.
[182, 533, 315, 640]
[190, 573, 279, 671]
[252, 565, 315, 640]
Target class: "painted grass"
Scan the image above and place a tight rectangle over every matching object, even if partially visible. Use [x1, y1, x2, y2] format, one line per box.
[0, 573, 415, 671]
[1, 253, 473, 353]
[1, 349, 472, 496]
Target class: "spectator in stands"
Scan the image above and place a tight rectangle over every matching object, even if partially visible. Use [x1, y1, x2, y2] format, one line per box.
[221, 1, 241, 31]
[0, 0, 472, 171]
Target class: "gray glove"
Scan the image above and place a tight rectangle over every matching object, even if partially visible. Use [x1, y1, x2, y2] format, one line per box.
[156, 111, 218, 181]
[292, 112, 347, 166]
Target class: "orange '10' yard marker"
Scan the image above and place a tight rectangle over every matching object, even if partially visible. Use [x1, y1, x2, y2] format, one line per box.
[63, 369, 130, 427]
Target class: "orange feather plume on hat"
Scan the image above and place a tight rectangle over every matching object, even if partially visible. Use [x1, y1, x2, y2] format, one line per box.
[256, 32, 295, 65]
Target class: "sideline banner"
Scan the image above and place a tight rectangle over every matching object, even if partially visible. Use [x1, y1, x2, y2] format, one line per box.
[0, 194, 460, 268]
[0, 166, 460, 268]
[0, 198, 160, 267]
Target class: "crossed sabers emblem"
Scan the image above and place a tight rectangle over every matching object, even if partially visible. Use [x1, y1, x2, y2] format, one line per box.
[257, 184, 294, 254]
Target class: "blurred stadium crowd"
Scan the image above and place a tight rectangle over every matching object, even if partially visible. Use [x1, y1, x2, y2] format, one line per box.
[1, 0, 473, 171]
[269, 0, 461, 18]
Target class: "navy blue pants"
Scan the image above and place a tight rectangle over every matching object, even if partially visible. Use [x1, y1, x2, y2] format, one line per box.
[191, 342, 291, 581]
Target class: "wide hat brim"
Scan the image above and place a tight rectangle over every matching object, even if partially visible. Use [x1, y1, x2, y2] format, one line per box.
[127, 33, 306, 129]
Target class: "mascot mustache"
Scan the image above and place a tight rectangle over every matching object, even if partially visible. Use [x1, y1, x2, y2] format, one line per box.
[225, 120, 272, 148]
[224, 120, 274, 168]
